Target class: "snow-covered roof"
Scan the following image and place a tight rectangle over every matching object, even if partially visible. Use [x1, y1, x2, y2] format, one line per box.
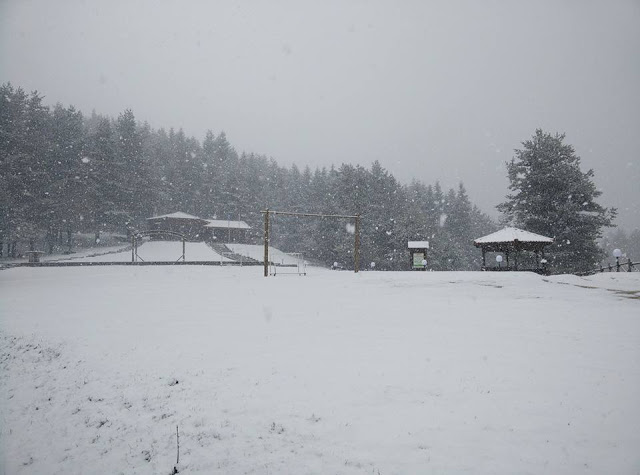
[408, 241, 430, 249]
[147, 212, 203, 220]
[204, 219, 251, 230]
[474, 227, 553, 245]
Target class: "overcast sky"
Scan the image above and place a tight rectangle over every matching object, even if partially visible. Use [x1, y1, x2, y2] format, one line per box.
[2, 0, 639, 229]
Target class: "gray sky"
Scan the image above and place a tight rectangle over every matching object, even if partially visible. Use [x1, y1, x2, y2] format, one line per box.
[2, 0, 639, 229]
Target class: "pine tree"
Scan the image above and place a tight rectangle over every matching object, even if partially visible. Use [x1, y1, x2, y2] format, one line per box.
[497, 129, 616, 274]
[84, 117, 119, 230]
[47, 104, 86, 250]
[115, 109, 149, 225]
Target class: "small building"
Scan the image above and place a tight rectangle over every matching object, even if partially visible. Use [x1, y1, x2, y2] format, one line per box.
[408, 241, 429, 270]
[474, 227, 553, 273]
[203, 219, 251, 243]
[146, 212, 208, 241]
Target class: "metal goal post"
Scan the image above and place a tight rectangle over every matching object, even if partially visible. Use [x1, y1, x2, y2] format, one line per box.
[260, 209, 361, 277]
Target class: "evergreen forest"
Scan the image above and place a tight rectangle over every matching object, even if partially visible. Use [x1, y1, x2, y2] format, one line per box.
[0, 83, 497, 270]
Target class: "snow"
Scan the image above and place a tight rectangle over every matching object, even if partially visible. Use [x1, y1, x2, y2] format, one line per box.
[407, 241, 429, 249]
[0, 241, 233, 264]
[204, 220, 251, 229]
[0, 245, 132, 265]
[59, 241, 233, 263]
[1, 268, 639, 474]
[146, 212, 202, 220]
[474, 227, 554, 244]
[227, 243, 304, 265]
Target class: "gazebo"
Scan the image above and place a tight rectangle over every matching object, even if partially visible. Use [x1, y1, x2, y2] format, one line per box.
[146, 212, 208, 241]
[203, 219, 251, 243]
[474, 227, 553, 273]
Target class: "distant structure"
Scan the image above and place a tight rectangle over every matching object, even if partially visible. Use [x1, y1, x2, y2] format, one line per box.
[474, 227, 553, 273]
[204, 219, 251, 243]
[146, 212, 251, 243]
[408, 241, 429, 271]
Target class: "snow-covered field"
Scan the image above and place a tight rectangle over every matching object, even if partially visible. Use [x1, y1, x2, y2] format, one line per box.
[227, 243, 305, 265]
[1, 267, 638, 474]
[68, 241, 232, 263]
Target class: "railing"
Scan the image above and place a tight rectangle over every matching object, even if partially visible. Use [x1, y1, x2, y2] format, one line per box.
[482, 265, 549, 275]
[597, 258, 638, 273]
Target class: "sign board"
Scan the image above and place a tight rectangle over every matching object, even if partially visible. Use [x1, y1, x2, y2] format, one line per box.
[412, 252, 425, 268]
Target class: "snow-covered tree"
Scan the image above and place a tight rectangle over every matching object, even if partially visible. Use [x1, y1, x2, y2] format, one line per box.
[498, 129, 616, 274]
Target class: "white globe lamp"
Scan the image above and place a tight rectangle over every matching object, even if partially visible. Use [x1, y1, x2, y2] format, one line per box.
[613, 248, 622, 271]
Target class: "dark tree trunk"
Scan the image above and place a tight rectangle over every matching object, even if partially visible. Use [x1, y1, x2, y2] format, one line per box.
[66, 228, 72, 253]
[46, 227, 55, 254]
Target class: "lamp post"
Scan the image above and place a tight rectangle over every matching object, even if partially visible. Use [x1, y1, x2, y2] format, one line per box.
[496, 255, 503, 269]
[613, 248, 622, 272]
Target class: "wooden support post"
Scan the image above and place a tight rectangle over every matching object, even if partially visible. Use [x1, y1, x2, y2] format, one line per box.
[182, 238, 185, 261]
[482, 248, 486, 268]
[354, 214, 360, 273]
[263, 209, 269, 277]
[131, 235, 135, 263]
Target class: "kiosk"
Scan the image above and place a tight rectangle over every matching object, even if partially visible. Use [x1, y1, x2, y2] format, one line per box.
[408, 241, 429, 271]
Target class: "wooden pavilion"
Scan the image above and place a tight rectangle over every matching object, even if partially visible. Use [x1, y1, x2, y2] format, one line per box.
[203, 219, 251, 243]
[146, 212, 208, 241]
[474, 227, 553, 273]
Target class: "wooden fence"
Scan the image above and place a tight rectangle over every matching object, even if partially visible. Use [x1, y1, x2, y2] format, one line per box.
[596, 258, 638, 273]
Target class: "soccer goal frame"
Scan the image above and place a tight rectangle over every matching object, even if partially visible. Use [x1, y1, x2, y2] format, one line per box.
[260, 209, 361, 277]
[132, 230, 186, 262]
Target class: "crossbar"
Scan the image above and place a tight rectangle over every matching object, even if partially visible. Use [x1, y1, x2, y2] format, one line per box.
[261, 210, 358, 219]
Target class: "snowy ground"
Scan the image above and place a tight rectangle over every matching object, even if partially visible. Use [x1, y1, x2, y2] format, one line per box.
[1, 245, 131, 264]
[227, 243, 306, 265]
[2, 241, 233, 264]
[2, 242, 293, 265]
[1, 268, 638, 474]
[68, 241, 233, 263]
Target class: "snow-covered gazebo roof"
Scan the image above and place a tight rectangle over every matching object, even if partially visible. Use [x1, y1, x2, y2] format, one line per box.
[474, 227, 553, 246]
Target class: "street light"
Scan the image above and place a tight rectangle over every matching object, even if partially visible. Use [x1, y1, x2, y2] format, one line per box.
[613, 248, 622, 272]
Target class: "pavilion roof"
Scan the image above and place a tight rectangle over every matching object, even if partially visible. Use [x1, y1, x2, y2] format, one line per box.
[204, 219, 251, 230]
[147, 212, 203, 220]
[474, 227, 553, 246]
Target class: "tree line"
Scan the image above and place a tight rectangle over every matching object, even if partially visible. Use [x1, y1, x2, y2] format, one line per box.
[0, 83, 496, 270]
